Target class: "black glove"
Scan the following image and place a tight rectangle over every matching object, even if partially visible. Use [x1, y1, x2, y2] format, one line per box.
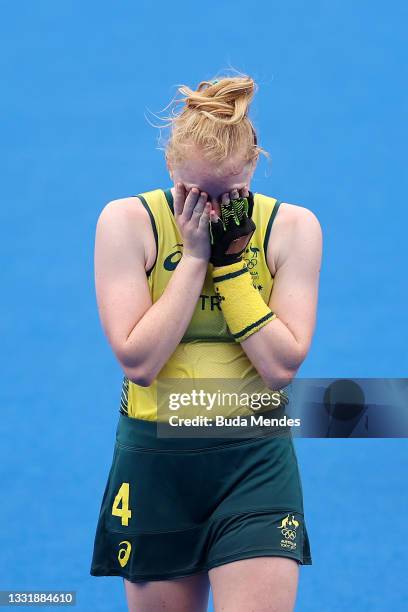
[209, 191, 256, 267]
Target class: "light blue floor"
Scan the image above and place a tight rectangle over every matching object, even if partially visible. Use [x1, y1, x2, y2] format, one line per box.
[1, 2, 407, 610]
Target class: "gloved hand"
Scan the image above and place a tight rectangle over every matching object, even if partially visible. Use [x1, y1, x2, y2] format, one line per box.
[209, 191, 256, 267]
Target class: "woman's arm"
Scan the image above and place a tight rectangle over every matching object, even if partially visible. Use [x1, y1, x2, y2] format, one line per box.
[94, 197, 209, 387]
[240, 204, 323, 390]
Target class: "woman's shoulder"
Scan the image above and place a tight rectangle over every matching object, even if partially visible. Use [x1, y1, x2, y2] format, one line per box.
[100, 188, 168, 226]
[96, 196, 157, 272]
[97, 195, 157, 241]
[262, 198, 322, 273]
[256, 191, 320, 234]
[256, 192, 320, 225]
[276, 201, 321, 227]
[99, 195, 148, 220]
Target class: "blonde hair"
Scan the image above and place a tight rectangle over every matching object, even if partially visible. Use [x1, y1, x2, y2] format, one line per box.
[148, 73, 270, 173]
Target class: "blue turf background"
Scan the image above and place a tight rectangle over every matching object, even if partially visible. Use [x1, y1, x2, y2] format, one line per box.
[1, 1, 407, 610]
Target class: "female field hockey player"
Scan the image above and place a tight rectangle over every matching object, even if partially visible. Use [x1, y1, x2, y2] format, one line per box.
[90, 75, 322, 612]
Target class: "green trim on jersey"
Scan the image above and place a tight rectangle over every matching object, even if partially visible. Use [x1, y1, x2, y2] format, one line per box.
[136, 194, 159, 277]
[263, 200, 281, 256]
[164, 188, 174, 214]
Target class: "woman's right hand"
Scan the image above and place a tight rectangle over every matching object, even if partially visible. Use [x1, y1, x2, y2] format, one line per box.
[173, 183, 211, 262]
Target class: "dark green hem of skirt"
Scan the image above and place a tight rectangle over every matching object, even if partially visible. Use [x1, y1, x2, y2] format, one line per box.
[91, 547, 312, 583]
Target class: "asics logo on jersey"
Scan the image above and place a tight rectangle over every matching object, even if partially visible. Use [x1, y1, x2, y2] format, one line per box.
[163, 244, 183, 271]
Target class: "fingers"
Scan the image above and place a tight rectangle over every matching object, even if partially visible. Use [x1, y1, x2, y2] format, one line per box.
[174, 184, 249, 222]
[174, 183, 210, 236]
[174, 184, 209, 227]
[189, 191, 208, 227]
[181, 188, 205, 221]
[173, 183, 187, 216]
[210, 209, 220, 222]
[222, 185, 249, 203]
[220, 191, 230, 207]
[198, 202, 211, 231]
[220, 186, 249, 205]
[218, 186, 251, 228]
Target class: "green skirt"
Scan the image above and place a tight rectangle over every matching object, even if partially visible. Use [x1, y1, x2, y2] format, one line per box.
[90, 413, 312, 583]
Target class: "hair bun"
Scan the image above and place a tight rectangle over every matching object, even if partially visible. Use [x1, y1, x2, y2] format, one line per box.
[179, 76, 256, 124]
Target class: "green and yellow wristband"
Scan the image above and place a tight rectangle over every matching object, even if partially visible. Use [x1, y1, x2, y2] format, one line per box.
[212, 260, 277, 342]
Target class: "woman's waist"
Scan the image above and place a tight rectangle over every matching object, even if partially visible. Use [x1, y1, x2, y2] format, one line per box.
[124, 342, 288, 422]
[157, 341, 255, 378]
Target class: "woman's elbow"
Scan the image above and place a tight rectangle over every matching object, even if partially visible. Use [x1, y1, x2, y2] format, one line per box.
[262, 343, 309, 389]
[119, 346, 154, 387]
[125, 365, 154, 387]
[261, 367, 298, 392]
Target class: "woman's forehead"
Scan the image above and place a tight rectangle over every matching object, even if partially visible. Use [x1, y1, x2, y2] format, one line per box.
[181, 178, 246, 198]
[178, 159, 251, 191]
[182, 173, 245, 185]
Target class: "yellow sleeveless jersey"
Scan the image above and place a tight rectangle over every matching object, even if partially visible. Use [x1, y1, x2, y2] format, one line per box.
[119, 187, 282, 421]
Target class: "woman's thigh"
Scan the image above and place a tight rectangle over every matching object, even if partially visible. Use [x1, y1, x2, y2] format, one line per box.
[123, 572, 210, 612]
[209, 556, 299, 612]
